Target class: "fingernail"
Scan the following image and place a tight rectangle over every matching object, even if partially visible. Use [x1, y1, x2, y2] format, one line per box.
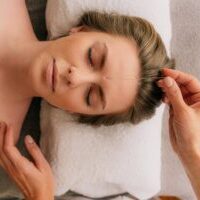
[163, 77, 173, 87]
[26, 135, 34, 144]
[156, 80, 163, 87]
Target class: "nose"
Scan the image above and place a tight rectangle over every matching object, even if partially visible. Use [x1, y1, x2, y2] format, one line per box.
[66, 65, 105, 87]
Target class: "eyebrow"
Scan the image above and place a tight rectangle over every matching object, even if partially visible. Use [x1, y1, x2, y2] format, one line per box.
[99, 42, 108, 110]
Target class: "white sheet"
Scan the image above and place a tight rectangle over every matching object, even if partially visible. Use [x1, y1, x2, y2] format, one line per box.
[40, 101, 165, 200]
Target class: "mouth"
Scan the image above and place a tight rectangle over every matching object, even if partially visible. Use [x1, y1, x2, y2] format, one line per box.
[46, 58, 57, 92]
[52, 58, 57, 92]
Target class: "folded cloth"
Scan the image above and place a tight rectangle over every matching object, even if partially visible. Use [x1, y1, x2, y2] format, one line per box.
[40, 100, 165, 200]
[56, 190, 139, 200]
[56, 191, 138, 200]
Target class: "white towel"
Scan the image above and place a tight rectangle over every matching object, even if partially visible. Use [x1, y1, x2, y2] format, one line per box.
[40, 101, 165, 199]
[46, 0, 171, 55]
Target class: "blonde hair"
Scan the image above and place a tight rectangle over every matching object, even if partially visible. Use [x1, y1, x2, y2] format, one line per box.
[71, 11, 175, 126]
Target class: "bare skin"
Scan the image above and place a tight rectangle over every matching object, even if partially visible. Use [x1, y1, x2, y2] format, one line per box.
[0, 123, 54, 200]
[0, 1, 54, 199]
[0, 0, 47, 143]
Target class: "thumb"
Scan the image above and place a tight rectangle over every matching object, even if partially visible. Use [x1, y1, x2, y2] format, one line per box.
[159, 76, 188, 113]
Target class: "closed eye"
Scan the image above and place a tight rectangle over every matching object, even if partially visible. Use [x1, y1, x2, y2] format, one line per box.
[85, 43, 108, 109]
[85, 47, 94, 107]
[88, 47, 94, 67]
[86, 86, 92, 106]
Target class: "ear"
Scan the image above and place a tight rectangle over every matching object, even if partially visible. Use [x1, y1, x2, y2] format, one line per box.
[68, 25, 90, 35]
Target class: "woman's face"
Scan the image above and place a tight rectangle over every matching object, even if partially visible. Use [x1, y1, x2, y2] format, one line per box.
[34, 26, 140, 115]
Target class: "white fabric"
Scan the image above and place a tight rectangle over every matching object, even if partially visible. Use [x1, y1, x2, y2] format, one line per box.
[56, 194, 136, 200]
[46, 0, 171, 55]
[57, 194, 137, 200]
[42, 0, 171, 199]
[40, 101, 164, 200]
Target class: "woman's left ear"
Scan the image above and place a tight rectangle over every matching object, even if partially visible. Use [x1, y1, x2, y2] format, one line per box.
[69, 25, 90, 35]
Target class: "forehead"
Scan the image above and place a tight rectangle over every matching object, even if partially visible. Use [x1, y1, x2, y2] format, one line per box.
[91, 32, 141, 113]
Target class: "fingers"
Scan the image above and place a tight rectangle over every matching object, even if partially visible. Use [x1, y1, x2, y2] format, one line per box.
[0, 122, 27, 192]
[3, 125, 27, 168]
[0, 122, 15, 170]
[0, 122, 54, 199]
[162, 68, 200, 94]
[1, 122, 46, 173]
[2, 125, 24, 169]
[24, 135, 49, 172]
[5, 128, 49, 172]
[1, 121, 49, 173]
[157, 76, 188, 114]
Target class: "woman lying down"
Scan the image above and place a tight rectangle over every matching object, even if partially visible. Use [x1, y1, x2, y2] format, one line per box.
[1, 1, 200, 200]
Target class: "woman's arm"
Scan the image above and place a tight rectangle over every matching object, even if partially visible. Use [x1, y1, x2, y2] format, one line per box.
[157, 68, 200, 199]
[0, 121, 55, 200]
[184, 156, 200, 199]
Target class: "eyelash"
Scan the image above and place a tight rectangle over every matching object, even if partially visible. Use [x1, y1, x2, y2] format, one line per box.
[86, 86, 92, 106]
[88, 47, 94, 67]
[86, 47, 93, 106]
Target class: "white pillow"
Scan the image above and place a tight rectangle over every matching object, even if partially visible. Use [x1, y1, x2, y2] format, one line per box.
[46, 0, 171, 55]
[57, 194, 135, 200]
[42, 0, 171, 199]
[40, 100, 165, 199]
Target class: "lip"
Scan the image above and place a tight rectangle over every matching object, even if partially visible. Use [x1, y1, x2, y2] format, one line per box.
[46, 58, 57, 92]
[52, 58, 57, 92]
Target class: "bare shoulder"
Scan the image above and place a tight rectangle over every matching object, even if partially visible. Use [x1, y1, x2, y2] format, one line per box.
[0, 0, 36, 42]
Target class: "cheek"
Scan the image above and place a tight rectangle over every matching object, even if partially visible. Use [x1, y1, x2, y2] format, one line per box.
[66, 88, 84, 108]
[60, 38, 86, 62]
[51, 89, 84, 112]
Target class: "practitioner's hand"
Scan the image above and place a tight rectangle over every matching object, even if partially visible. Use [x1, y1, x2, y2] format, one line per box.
[157, 68, 200, 163]
[157, 68, 200, 198]
[0, 122, 55, 200]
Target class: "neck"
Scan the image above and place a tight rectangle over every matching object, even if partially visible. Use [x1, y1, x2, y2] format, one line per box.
[1, 39, 50, 102]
